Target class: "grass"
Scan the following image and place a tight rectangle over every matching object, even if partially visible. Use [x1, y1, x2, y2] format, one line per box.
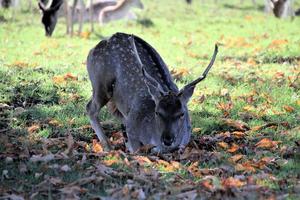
[0, 0, 299, 199]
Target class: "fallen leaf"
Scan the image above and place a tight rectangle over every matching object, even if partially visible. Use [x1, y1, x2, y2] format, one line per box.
[80, 31, 91, 39]
[255, 138, 280, 149]
[227, 143, 239, 153]
[283, 105, 295, 113]
[222, 119, 250, 131]
[232, 131, 245, 138]
[218, 142, 229, 149]
[48, 119, 62, 127]
[228, 154, 244, 163]
[63, 73, 78, 81]
[27, 124, 40, 134]
[268, 39, 288, 49]
[188, 161, 201, 178]
[133, 156, 152, 165]
[235, 162, 256, 172]
[92, 139, 103, 153]
[201, 180, 214, 191]
[247, 58, 257, 66]
[170, 68, 190, 81]
[192, 128, 201, 133]
[102, 159, 119, 166]
[222, 177, 245, 188]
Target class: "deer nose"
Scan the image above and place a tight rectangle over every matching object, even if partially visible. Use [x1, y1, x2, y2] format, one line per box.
[162, 134, 174, 146]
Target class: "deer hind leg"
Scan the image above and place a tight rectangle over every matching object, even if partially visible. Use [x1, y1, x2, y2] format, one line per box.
[86, 91, 111, 151]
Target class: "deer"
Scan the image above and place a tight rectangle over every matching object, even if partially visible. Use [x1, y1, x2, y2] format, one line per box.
[99, 0, 143, 25]
[38, 0, 64, 36]
[38, 0, 118, 36]
[38, 0, 91, 36]
[266, 0, 295, 18]
[86, 32, 218, 153]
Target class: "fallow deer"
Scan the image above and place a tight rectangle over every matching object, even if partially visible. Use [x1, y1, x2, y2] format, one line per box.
[86, 33, 218, 153]
[99, 0, 143, 25]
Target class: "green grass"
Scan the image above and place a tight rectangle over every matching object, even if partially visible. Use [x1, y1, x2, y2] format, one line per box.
[0, 0, 299, 199]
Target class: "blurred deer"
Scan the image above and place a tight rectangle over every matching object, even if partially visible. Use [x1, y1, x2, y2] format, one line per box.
[86, 33, 218, 152]
[39, 0, 119, 36]
[265, 0, 294, 18]
[38, 0, 64, 36]
[99, 0, 143, 25]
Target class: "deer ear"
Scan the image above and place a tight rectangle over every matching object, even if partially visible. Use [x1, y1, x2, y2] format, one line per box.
[142, 67, 165, 103]
[49, 0, 63, 12]
[38, 2, 46, 12]
[178, 85, 195, 104]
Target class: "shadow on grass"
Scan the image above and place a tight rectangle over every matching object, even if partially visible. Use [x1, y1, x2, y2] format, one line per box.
[223, 3, 264, 12]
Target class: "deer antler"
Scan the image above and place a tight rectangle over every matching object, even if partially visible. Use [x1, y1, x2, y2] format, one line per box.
[179, 44, 218, 94]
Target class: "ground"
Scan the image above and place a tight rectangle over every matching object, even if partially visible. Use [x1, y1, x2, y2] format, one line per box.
[0, 0, 299, 199]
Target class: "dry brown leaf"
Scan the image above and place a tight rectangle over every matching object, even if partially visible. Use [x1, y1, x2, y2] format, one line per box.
[228, 154, 244, 163]
[235, 162, 256, 172]
[192, 128, 201, 133]
[11, 61, 30, 68]
[222, 119, 249, 131]
[218, 142, 229, 149]
[102, 159, 119, 166]
[268, 39, 288, 49]
[188, 161, 201, 178]
[80, 31, 91, 39]
[63, 73, 78, 81]
[247, 58, 257, 66]
[52, 76, 65, 85]
[222, 177, 245, 188]
[92, 139, 103, 153]
[201, 180, 214, 191]
[255, 138, 280, 149]
[48, 119, 62, 127]
[133, 156, 152, 165]
[283, 105, 295, 113]
[156, 159, 177, 172]
[227, 143, 239, 153]
[27, 124, 40, 134]
[170, 68, 190, 80]
[232, 131, 245, 138]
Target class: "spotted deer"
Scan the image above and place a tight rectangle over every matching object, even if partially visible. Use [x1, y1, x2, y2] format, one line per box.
[86, 33, 218, 153]
[99, 0, 143, 25]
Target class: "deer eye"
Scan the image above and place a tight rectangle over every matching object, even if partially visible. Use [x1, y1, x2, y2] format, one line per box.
[178, 113, 184, 119]
[155, 111, 162, 117]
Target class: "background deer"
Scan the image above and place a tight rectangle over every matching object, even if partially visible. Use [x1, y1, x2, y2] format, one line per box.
[267, 0, 295, 18]
[99, 0, 143, 25]
[39, 0, 95, 36]
[38, 0, 64, 36]
[86, 32, 218, 153]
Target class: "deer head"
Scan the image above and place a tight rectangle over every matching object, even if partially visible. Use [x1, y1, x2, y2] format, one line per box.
[38, 0, 63, 37]
[130, 36, 218, 152]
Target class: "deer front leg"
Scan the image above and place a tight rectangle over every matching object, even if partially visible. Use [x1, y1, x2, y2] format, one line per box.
[86, 98, 111, 151]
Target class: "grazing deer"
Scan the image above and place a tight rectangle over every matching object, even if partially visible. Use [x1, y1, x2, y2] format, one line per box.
[99, 0, 144, 25]
[86, 33, 218, 153]
[38, 0, 64, 36]
[39, 0, 118, 36]
[267, 0, 294, 18]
